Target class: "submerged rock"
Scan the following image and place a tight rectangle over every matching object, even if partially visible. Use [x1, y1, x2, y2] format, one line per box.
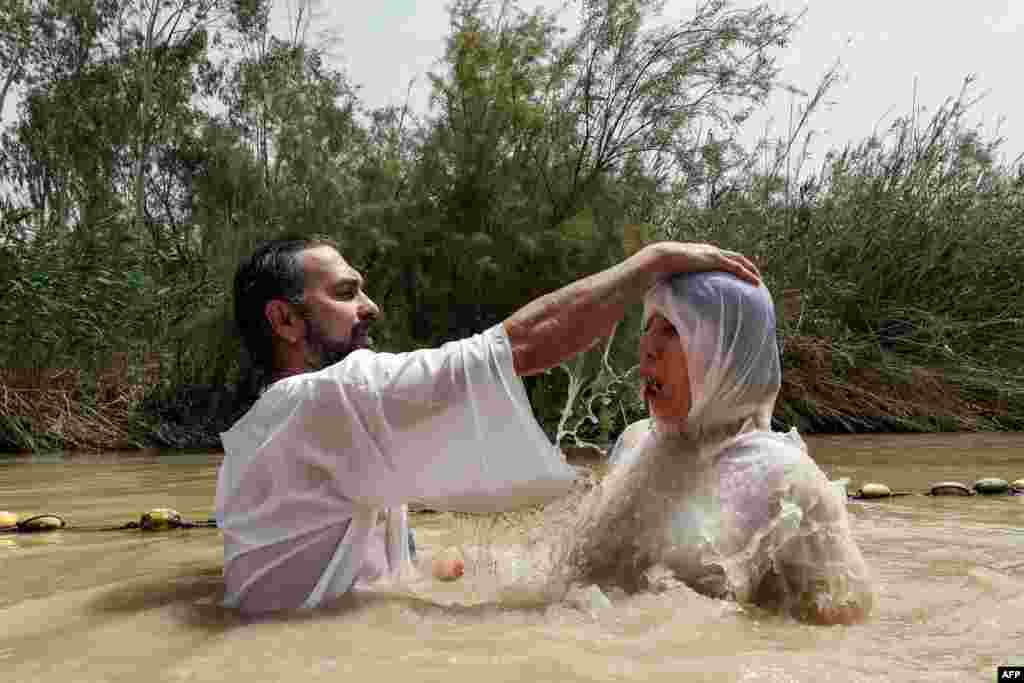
[929, 481, 972, 496]
[1012, 479, 1024, 494]
[140, 508, 183, 531]
[973, 478, 1010, 495]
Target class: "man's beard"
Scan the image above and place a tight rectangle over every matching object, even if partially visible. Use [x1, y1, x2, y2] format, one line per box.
[305, 317, 373, 370]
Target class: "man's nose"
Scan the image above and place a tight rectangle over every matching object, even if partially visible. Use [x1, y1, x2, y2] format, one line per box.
[358, 292, 381, 321]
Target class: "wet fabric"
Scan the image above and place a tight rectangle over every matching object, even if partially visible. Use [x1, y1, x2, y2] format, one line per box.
[216, 324, 577, 613]
[569, 273, 873, 619]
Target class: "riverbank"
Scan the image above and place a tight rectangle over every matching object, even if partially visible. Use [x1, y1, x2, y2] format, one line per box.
[2, 334, 1021, 454]
[776, 336, 1024, 434]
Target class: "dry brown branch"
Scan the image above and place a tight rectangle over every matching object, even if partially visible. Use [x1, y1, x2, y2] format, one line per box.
[0, 353, 160, 451]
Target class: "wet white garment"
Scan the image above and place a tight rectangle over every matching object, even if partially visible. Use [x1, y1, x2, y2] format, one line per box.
[572, 273, 873, 618]
[216, 324, 576, 613]
[599, 427, 873, 616]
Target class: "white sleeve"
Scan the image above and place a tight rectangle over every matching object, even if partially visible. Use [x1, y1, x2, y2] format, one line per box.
[304, 324, 577, 512]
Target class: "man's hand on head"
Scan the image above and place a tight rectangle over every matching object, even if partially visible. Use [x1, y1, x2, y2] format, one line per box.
[642, 242, 762, 286]
[504, 241, 761, 377]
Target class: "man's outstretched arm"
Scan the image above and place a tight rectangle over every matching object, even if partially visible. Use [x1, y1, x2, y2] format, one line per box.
[502, 242, 760, 377]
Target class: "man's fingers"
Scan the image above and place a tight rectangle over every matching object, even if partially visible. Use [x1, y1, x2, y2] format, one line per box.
[719, 250, 761, 285]
[733, 254, 762, 283]
[653, 243, 762, 285]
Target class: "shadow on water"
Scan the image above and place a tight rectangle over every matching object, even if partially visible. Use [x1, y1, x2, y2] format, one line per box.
[84, 565, 243, 632]
[82, 562, 558, 632]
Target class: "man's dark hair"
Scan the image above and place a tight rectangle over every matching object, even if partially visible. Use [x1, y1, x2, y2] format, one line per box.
[233, 235, 339, 376]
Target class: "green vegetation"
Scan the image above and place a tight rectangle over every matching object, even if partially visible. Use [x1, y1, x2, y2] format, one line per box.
[1, 0, 1021, 452]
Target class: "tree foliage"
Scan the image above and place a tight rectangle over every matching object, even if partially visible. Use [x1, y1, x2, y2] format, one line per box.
[1, 0, 1021, 450]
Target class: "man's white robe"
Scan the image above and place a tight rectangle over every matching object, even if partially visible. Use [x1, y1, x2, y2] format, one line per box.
[215, 324, 576, 612]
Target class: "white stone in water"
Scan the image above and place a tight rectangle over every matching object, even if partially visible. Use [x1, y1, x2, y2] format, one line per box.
[858, 483, 892, 499]
[973, 478, 1009, 495]
[0, 511, 18, 528]
[930, 481, 972, 496]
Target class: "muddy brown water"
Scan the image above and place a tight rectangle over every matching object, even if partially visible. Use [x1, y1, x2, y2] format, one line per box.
[2, 433, 1023, 682]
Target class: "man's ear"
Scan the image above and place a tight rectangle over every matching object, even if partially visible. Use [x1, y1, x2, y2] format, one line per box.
[265, 299, 305, 345]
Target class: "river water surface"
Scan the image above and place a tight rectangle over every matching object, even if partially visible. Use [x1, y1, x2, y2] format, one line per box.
[2, 433, 1023, 682]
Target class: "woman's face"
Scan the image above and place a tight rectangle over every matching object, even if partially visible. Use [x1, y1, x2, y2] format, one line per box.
[639, 312, 692, 420]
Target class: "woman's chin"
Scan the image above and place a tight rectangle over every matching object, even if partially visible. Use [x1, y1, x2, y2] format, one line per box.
[649, 414, 687, 437]
[648, 398, 687, 422]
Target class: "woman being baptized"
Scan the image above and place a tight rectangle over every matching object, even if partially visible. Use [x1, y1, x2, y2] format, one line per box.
[555, 272, 874, 625]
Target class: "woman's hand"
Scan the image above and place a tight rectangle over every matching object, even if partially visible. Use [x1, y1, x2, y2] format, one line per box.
[798, 592, 873, 626]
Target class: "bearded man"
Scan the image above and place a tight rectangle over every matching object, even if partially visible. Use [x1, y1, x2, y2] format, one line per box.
[216, 236, 759, 613]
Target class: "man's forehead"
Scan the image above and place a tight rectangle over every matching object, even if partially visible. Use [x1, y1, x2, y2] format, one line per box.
[301, 245, 361, 285]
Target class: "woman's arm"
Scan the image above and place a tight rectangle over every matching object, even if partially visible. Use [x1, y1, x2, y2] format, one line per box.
[502, 243, 759, 377]
[756, 477, 875, 625]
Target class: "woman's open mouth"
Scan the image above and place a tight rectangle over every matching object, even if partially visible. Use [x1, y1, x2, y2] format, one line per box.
[642, 376, 663, 399]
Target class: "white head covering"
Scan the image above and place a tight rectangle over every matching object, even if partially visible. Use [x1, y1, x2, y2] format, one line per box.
[642, 271, 780, 437]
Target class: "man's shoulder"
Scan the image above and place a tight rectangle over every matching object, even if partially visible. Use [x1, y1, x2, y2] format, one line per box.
[222, 382, 304, 447]
[323, 328, 509, 391]
[318, 349, 375, 383]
